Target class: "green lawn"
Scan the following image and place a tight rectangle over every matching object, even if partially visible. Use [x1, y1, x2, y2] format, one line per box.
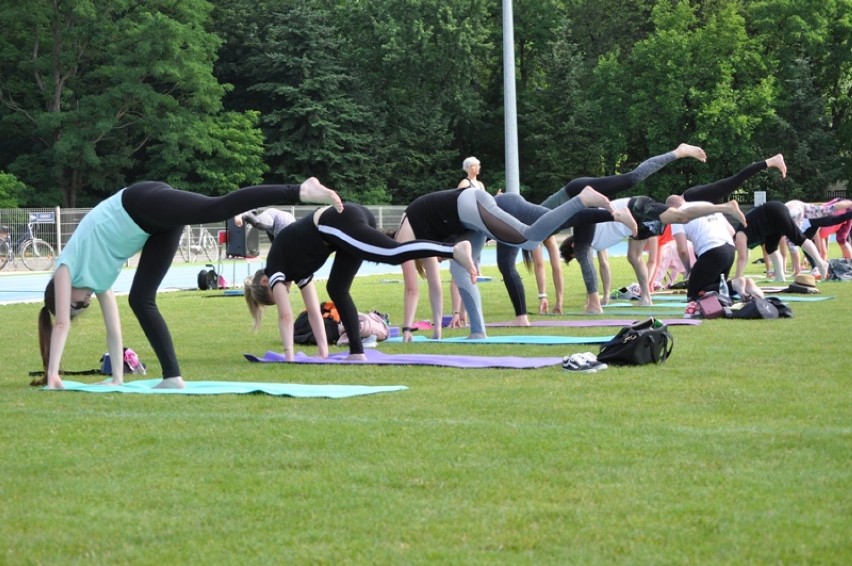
[1, 249, 850, 565]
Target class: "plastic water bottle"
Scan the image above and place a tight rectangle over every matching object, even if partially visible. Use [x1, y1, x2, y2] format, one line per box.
[719, 274, 730, 300]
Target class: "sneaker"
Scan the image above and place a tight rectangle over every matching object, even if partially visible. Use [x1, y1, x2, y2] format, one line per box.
[683, 301, 700, 319]
[562, 353, 599, 373]
[578, 352, 608, 371]
[362, 335, 378, 348]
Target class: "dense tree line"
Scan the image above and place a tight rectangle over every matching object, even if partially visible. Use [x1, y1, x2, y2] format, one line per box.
[0, 0, 848, 208]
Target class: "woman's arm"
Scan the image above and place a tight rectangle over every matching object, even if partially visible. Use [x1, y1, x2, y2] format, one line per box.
[734, 232, 749, 279]
[97, 290, 125, 385]
[46, 265, 73, 389]
[544, 236, 564, 313]
[597, 249, 612, 304]
[273, 282, 297, 361]
[300, 281, 328, 359]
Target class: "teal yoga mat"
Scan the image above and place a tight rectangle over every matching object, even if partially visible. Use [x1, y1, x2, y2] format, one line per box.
[385, 334, 613, 345]
[649, 294, 833, 303]
[43, 379, 407, 398]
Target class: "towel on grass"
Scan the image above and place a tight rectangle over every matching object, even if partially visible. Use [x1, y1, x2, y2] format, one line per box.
[385, 334, 612, 345]
[45, 379, 406, 398]
[246, 349, 562, 369]
[486, 318, 701, 328]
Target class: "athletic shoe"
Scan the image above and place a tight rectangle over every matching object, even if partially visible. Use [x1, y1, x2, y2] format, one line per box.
[683, 301, 700, 319]
[362, 335, 378, 348]
[562, 353, 599, 373]
[577, 352, 608, 371]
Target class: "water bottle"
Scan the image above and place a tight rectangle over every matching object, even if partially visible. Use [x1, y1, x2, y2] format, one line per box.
[719, 274, 730, 300]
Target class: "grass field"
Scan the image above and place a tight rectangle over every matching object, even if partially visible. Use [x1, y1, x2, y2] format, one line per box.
[1, 249, 850, 565]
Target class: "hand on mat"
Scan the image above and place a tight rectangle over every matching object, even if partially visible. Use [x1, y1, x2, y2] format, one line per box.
[552, 303, 563, 315]
[538, 297, 549, 314]
[449, 313, 466, 328]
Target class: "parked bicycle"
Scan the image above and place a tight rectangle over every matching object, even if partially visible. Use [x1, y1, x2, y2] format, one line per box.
[0, 221, 57, 271]
[178, 225, 218, 262]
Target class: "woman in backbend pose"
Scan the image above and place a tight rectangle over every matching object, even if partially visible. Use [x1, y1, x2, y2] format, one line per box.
[244, 202, 477, 361]
[394, 185, 635, 341]
[37, 178, 342, 390]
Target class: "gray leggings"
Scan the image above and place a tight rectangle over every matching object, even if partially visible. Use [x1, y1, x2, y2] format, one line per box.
[457, 188, 585, 250]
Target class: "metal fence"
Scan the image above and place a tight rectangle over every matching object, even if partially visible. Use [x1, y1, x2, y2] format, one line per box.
[0, 205, 408, 272]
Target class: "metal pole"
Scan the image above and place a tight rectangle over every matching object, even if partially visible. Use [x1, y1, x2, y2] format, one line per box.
[502, 0, 520, 194]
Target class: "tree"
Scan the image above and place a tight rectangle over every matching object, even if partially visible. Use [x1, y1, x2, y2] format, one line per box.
[0, 171, 25, 207]
[0, 0, 263, 206]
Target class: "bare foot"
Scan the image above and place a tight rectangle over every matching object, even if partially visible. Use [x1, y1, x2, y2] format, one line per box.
[155, 377, 186, 389]
[467, 332, 487, 339]
[510, 315, 531, 327]
[744, 278, 765, 299]
[452, 240, 478, 284]
[637, 298, 654, 307]
[345, 353, 367, 361]
[582, 307, 604, 315]
[612, 207, 638, 237]
[299, 177, 344, 212]
[578, 186, 613, 211]
[675, 143, 707, 162]
[46, 377, 65, 390]
[729, 276, 747, 298]
[766, 154, 787, 178]
[726, 200, 747, 226]
[816, 259, 829, 282]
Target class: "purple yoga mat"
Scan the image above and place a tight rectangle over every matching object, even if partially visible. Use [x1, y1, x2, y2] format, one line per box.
[485, 318, 701, 328]
[245, 349, 562, 369]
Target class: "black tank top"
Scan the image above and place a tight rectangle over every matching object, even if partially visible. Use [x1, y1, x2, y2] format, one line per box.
[405, 188, 466, 242]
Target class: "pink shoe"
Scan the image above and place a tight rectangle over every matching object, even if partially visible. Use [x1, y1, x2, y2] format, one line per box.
[683, 301, 700, 319]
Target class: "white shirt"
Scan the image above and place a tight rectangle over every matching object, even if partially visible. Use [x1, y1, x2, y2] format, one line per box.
[590, 198, 632, 251]
[670, 201, 733, 256]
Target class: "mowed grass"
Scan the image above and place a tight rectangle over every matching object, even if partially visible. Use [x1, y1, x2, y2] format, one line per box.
[1, 247, 850, 565]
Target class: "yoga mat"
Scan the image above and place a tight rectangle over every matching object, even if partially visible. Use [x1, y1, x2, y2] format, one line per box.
[246, 349, 562, 369]
[486, 318, 701, 328]
[568, 308, 684, 316]
[46, 379, 406, 398]
[649, 294, 834, 303]
[385, 334, 613, 345]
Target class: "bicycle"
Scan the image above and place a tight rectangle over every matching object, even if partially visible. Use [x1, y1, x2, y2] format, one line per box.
[0, 221, 57, 271]
[178, 225, 218, 262]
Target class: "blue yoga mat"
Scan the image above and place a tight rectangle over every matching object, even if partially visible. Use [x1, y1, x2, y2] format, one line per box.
[385, 334, 613, 345]
[246, 349, 562, 369]
[44, 379, 407, 398]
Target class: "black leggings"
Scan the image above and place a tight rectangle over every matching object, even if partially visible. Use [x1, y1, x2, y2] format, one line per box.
[683, 161, 767, 203]
[688, 244, 735, 301]
[316, 204, 456, 354]
[121, 181, 302, 378]
[803, 209, 852, 239]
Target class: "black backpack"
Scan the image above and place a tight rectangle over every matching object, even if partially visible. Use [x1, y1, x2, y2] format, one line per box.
[728, 297, 779, 319]
[293, 301, 341, 345]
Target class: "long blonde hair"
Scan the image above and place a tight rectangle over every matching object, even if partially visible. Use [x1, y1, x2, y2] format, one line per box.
[244, 269, 275, 332]
[34, 279, 57, 386]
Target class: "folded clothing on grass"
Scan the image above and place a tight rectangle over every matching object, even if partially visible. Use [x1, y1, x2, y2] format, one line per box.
[44, 379, 406, 398]
[246, 349, 562, 369]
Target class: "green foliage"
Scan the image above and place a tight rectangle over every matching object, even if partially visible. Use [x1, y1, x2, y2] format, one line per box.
[0, 0, 849, 206]
[0, 171, 25, 207]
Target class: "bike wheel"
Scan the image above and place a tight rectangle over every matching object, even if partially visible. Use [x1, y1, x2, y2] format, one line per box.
[178, 230, 196, 262]
[0, 238, 10, 270]
[20, 239, 56, 271]
[201, 230, 218, 261]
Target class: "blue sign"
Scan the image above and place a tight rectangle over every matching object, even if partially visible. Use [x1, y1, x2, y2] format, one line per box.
[29, 212, 55, 223]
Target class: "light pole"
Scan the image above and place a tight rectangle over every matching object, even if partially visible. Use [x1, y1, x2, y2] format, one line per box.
[502, 0, 520, 194]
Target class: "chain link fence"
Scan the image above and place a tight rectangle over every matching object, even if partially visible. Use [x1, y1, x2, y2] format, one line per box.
[0, 205, 408, 272]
